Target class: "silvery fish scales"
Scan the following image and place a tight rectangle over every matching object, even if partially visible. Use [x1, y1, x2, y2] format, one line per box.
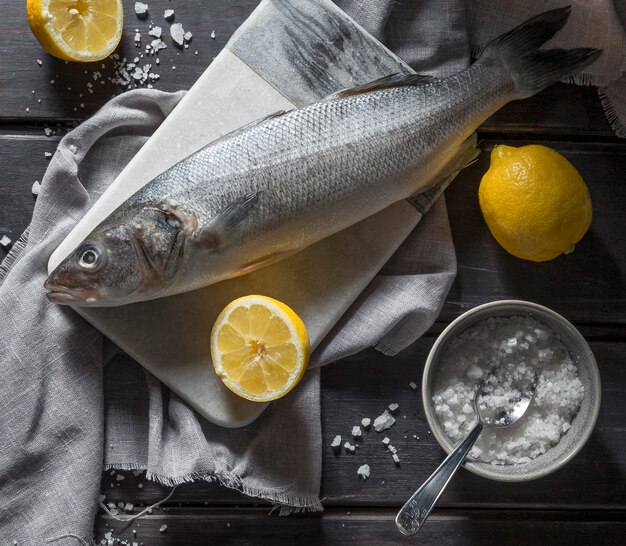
[45, 7, 601, 306]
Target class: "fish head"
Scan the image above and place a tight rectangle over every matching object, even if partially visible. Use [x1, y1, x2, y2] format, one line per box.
[45, 204, 193, 306]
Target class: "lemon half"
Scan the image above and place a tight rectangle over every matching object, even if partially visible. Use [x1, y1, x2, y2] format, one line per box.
[211, 295, 310, 402]
[27, 0, 123, 62]
[479, 144, 592, 262]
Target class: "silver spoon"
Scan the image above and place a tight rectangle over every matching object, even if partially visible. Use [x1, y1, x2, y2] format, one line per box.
[395, 366, 536, 536]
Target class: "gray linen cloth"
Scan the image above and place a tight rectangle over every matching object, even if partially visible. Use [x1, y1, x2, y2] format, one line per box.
[1, 1, 624, 544]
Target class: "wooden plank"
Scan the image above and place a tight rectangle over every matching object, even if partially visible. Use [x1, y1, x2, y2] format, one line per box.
[102, 339, 626, 508]
[94, 507, 626, 545]
[0, 1, 617, 136]
[3, 134, 624, 323]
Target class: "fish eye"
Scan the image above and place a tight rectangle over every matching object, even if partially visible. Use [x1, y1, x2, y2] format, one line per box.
[75, 243, 106, 272]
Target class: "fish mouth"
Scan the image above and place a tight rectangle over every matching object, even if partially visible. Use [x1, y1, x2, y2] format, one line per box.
[44, 280, 99, 305]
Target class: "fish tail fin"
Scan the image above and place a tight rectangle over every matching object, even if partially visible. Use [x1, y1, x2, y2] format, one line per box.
[479, 6, 602, 98]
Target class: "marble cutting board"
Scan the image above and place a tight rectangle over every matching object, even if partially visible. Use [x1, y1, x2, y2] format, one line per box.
[48, 0, 447, 427]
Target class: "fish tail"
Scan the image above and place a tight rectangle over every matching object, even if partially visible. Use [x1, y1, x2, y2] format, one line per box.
[479, 6, 602, 98]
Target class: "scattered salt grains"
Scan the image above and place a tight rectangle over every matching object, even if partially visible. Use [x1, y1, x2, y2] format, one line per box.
[164, 9, 175, 21]
[32, 181, 41, 196]
[184, 31, 193, 43]
[388, 403, 399, 414]
[116, 474, 125, 481]
[124, 502, 134, 513]
[137, 483, 144, 488]
[409, 381, 417, 390]
[44, 128, 53, 136]
[432, 315, 584, 465]
[159, 524, 168, 533]
[373, 410, 396, 432]
[0, 235, 12, 248]
[357, 464, 370, 480]
[382, 437, 390, 446]
[331, 435, 342, 449]
[351, 426, 362, 439]
[36, 58, 43, 66]
[211, 30, 216, 39]
[392, 453, 400, 464]
[361, 417, 371, 430]
[148, 26, 162, 38]
[344, 442, 356, 453]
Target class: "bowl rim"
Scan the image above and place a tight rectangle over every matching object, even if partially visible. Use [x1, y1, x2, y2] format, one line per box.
[422, 299, 602, 482]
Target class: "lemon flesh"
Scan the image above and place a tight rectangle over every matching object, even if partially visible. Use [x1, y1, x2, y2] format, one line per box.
[478, 144, 592, 262]
[211, 296, 310, 402]
[27, 0, 123, 62]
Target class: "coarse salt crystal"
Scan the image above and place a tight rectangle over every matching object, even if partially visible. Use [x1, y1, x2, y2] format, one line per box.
[32, 181, 41, 195]
[373, 410, 395, 432]
[44, 151, 52, 158]
[184, 31, 193, 42]
[116, 474, 125, 481]
[211, 30, 216, 39]
[388, 403, 399, 414]
[361, 417, 371, 429]
[36, 58, 43, 66]
[382, 437, 390, 445]
[159, 524, 168, 533]
[134, 2, 149, 19]
[164, 9, 175, 21]
[392, 453, 400, 464]
[0, 235, 11, 248]
[330, 435, 341, 449]
[357, 464, 370, 480]
[124, 502, 134, 513]
[170, 23, 185, 46]
[409, 381, 417, 390]
[344, 442, 355, 453]
[351, 426, 362, 439]
[148, 26, 162, 38]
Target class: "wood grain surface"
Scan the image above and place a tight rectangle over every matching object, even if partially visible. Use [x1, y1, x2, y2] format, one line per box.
[1, 0, 625, 544]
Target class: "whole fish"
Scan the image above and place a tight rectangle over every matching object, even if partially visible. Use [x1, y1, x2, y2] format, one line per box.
[45, 7, 600, 306]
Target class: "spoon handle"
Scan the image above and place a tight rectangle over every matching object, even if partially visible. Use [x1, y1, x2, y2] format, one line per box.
[395, 422, 483, 535]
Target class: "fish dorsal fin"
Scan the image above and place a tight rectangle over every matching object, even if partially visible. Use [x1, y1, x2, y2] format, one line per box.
[193, 191, 261, 251]
[326, 73, 438, 100]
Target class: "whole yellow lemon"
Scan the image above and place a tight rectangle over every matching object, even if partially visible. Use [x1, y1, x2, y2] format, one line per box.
[478, 144, 592, 262]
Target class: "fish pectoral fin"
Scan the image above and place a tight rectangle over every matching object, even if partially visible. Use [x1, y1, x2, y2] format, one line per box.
[193, 191, 261, 251]
[239, 249, 298, 275]
[326, 73, 438, 100]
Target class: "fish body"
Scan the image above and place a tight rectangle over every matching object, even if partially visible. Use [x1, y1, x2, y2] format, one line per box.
[45, 7, 601, 306]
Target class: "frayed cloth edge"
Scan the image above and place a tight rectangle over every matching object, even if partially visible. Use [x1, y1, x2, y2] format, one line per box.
[0, 226, 30, 286]
[103, 464, 323, 514]
[598, 87, 626, 138]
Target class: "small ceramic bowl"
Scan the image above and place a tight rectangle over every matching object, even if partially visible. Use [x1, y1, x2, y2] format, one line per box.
[422, 300, 601, 482]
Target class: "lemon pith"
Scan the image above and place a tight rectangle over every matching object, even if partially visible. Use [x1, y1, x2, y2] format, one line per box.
[478, 144, 592, 262]
[27, 0, 123, 62]
[211, 296, 310, 402]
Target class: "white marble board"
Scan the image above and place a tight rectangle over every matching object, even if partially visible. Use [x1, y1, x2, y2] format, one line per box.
[48, 0, 428, 427]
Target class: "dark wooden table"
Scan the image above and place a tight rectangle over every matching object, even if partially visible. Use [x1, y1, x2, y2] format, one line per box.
[2, 1, 625, 544]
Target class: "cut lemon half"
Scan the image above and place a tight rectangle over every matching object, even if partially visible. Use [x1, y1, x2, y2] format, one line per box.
[26, 0, 123, 62]
[211, 295, 310, 402]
